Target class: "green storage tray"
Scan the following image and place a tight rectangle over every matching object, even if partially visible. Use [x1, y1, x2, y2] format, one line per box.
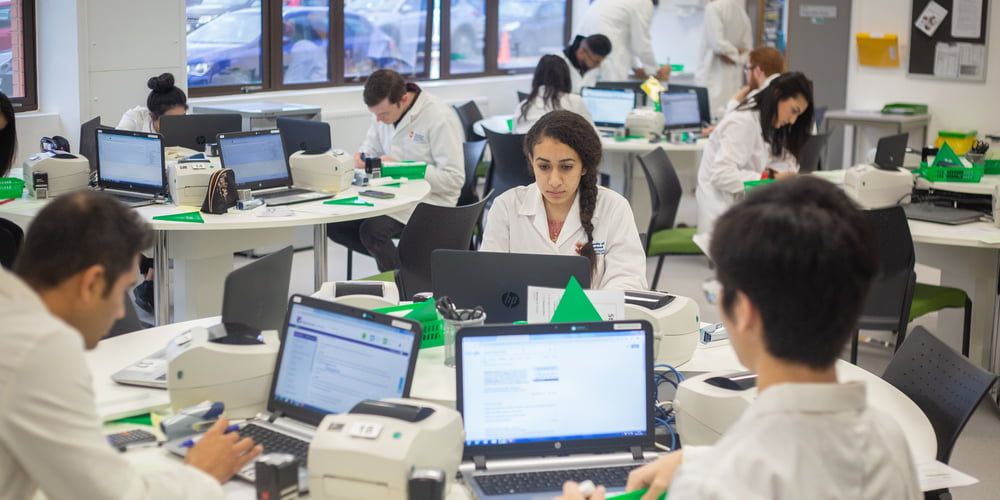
[374, 299, 444, 348]
[382, 161, 427, 179]
[984, 159, 1000, 175]
[881, 103, 928, 115]
[0, 177, 24, 199]
[918, 162, 984, 183]
[743, 179, 775, 192]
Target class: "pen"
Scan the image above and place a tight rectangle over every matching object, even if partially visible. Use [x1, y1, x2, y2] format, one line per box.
[0, 199, 15, 205]
[180, 424, 241, 448]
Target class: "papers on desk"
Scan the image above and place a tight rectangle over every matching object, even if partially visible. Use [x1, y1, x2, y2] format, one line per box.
[526, 286, 625, 323]
[917, 458, 978, 491]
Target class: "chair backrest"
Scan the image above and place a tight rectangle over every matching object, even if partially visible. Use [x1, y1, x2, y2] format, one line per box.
[814, 106, 828, 129]
[484, 130, 533, 199]
[458, 140, 486, 207]
[798, 132, 831, 174]
[397, 195, 491, 298]
[105, 296, 144, 339]
[517, 91, 530, 103]
[453, 100, 485, 141]
[0, 218, 24, 269]
[636, 148, 683, 251]
[883, 326, 999, 462]
[859, 206, 916, 333]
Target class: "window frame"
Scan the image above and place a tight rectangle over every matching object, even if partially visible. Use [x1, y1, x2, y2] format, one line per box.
[8, 0, 37, 112]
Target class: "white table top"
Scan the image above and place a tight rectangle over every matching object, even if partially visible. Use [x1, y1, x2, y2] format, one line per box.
[0, 181, 431, 232]
[825, 110, 931, 125]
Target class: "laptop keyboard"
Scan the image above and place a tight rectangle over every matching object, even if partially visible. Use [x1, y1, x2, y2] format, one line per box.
[474, 465, 635, 495]
[239, 424, 309, 466]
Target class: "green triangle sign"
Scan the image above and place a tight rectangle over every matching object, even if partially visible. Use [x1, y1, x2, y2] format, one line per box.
[550, 275, 603, 323]
[932, 142, 964, 168]
[152, 211, 205, 223]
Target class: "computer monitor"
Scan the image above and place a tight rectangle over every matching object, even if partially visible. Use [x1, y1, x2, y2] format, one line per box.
[95, 129, 166, 194]
[874, 133, 909, 171]
[659, 90, 702, 130]
[160, 114, 242, 151]
[80, 116, 111, 173]
[581, 87, 637, 128]
[217, 129, 291, 191]
[277, 117, 332, 162]
[664, 84, 711, 125]
[595, 81, 646, 107]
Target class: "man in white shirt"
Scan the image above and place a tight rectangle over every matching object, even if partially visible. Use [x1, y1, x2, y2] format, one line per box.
[1, 191, 262, 500]
[558, 177, 922, 500]
[554, 34, 612, 94]
[695, 0, 753, 119]
[720, 46, 785, 117]
[576, 0, 670, 82]
[327, 69, 465, 272]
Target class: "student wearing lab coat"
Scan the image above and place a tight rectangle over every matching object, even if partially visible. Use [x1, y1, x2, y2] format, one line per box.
[721, 46, 785, 117]
[695, 0, 753, 119]
[116, 73, 188, 133]
[554, 34, 612, 94]
[558, 177, 921, 500]
[576, 0, 670, 82]
[326, 69, 464, 272]
[481, 110, 647, 291]
[514, 55, 594, 134]
[695, 72, 814, 248]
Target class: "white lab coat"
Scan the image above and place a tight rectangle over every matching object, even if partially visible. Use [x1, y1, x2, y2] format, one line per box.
[695, 109, 797, 246]
[480, 184, 647, 291]
[695, 0, 753, 120]
[0, 269, 223, 500]
[116, 106, 156, 133]
[554, 50, 600, 94]
[359, 88, 465, 224]
[669, 382, 922, 499]
[577, 0, 659, 82]
[513, 87, 594, 134]
[721, 73, 779, 117]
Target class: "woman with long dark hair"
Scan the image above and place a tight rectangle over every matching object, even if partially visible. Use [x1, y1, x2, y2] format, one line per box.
[514, 55, 592, 133]
[0, 92, 17, 177]
[695, 71, 814, 244]
[481, 110, 646, 290]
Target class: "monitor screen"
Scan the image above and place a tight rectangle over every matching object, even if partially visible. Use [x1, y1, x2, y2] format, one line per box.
[272, 302, 417, 417]
[582, 87, 636, 128]
[218, 130, 290, 189]
[96, 129, 165, 192]
[460, 329, 648, 447]
[660, 91, 702, 129]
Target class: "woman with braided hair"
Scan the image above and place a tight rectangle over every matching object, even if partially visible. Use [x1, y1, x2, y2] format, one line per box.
[480, 110, 647, 290]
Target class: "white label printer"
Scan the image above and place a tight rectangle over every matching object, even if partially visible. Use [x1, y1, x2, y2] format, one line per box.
[22, 152, 90, 197]
[289, 149, 354, 193]
[624, 290, 701, 366]
[168, 157, 222, 206]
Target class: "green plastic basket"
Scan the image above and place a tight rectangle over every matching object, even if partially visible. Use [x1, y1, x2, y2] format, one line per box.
[918, 162, 984, 183]
[374, 299, 444, 348]
[743, 179, 775, 192]
[0, 177, 24, 199]
[985, 159, 1000, 175]
[881, 103, 929, 115]
[382, 162, 427, 180]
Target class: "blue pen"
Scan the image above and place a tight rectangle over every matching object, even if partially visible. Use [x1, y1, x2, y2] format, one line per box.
[180, 424, 241, 448]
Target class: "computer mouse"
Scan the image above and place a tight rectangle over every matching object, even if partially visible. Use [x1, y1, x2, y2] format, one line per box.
[704, 376, 744, 391]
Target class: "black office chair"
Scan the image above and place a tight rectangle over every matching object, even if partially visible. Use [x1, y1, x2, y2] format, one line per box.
[517, 91, 530, 103]
[0, 217, 24, 269]
[459, 140, 486, 207]
[453, 100, 485, 141]
[484, 130, 533, 200]
[105, 296, 146, 339]
[636, 148, 702, 290]
[798, 132, 831, 174]
[814, 106, 828, 130]
[394, 195, 491, 298]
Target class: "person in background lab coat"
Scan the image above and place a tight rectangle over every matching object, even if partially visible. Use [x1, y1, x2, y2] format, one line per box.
[554, 34, 612, 94]
[721, 46, 785, 117]
[695, 72, 813, 249]
[514, 55, 594, 134]
[481, 110, 647, 291]
[326, 69, 464, 272]
[695, 0, 753, 119]
[558, 177, 921, 500]
[116, 72, 188, 133]
[577, 0, 671, 82]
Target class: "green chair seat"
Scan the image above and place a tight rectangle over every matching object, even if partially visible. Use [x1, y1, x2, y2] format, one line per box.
[910, 283, 968, 322]
[361, 270, 397, 283]
[647, 227, 702, 256]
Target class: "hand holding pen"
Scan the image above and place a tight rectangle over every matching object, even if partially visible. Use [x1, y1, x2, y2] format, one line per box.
[183, 418, 263, 484]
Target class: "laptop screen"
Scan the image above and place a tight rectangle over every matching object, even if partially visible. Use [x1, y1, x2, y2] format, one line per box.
[270, 297, 420, 425]
[458, 322, 653, 457]
[582, 87, 636, 128]
[96, 129, 166, 194]
[218, 130, 291, 190]
[660, 91, 702, 129]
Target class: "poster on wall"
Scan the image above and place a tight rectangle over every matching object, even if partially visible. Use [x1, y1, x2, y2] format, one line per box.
[909, 0, 989, 82]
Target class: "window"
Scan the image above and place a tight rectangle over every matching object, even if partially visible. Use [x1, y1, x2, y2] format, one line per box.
[282, 2, 330, 85]
[498, 0, 566, 71]
[186, 5, 264, 91]
[445, 0, 485, 75]
[344, 0, 429, 81]
[1, 0, 36, 111]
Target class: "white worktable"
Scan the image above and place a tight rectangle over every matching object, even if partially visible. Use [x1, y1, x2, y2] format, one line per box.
[0, 181, 430, 325]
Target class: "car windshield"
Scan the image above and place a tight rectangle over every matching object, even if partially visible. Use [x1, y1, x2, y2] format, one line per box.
[188, 11, 260, 44]
[345, 0, 398, 13]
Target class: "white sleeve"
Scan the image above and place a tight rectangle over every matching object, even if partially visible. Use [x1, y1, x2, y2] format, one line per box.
[422, 109, 466, 202]
[630, 3, 659, 74]
[0, 332, 223, 500]
[705, 117, 765, 194]
[598, 194, 648, 291]
[359, 118, 384, 158]
[703, 5, 740, 59]
[116, 109, 142, 132]
[479, 196, 512, 252]
[723, 98, 740, 116]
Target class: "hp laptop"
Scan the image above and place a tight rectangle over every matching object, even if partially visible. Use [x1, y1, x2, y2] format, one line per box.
[217, 129, 332, 206]
[277, 117, 332, 163]
[663, 84, 711, 126]
[874, 132, 909, 170]
[94, 128, 168, 207]
[160, 113, 242, 152]
[659, 90, 703, 134]
[582, 87, 636, 134]
[457, 321, 658, 499]
[167, 294, 422, 488]
[112, 246, 295, 389]
[431, 250, 591, 323]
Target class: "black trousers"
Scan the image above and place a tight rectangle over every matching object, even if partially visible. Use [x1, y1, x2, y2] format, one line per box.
[327, 216, 405, 272]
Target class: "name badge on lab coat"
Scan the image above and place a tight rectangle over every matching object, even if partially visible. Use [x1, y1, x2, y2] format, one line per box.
[593, 241, 607, 255]
[408, 131, 428, 144]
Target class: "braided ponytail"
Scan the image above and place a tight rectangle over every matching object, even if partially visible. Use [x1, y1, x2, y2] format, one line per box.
[524, 110, 603, 273]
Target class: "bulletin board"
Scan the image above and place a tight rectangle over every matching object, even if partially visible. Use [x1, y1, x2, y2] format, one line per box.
[908, 0, 990, 81]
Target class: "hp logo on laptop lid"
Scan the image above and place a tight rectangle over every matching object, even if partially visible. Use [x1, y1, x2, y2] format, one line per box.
[501, 292, 520, 309]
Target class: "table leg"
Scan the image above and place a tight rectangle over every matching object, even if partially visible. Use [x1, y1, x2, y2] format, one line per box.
[850, 125, 858, 166]
[153, 230, 170, 326]
[623, 152, 635, 200]
[313, 224, 328, 292]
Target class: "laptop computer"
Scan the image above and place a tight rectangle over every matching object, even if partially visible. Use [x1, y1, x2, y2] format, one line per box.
[94, 128, 168, 207]
[431, 250, 592, 323]
[112, 246, 295, 389]
[582, 87, 636, 134]
[79, 116, 112, 174]
[663, 84, 711, 126]
[874, 132, 909, 170]
[217, 129, 332, 206]
[166, 294, 422, 488]
[903, 203, 983, 225]
[277, 117, 332, 163]
[457, 321, 657, 499]
[160, 113, 242, 152]
[594, 81, 646, 107]
[659, 90, 702, 134]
